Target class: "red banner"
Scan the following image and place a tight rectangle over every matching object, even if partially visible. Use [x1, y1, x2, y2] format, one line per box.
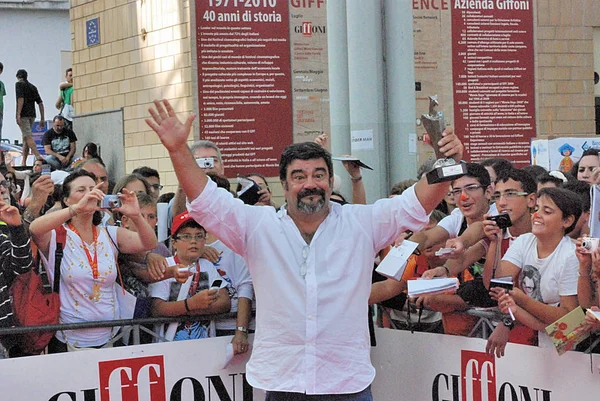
[196, 0, 292, 177]
[451, 1, 535, 167]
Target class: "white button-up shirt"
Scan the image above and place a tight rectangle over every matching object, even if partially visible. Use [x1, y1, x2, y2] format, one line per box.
[187, 179, 429, 394]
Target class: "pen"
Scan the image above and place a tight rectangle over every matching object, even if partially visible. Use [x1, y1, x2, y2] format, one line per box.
[508, 307, 515, 321]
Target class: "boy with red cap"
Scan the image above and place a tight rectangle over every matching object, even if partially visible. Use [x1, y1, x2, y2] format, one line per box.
[149, 211, 230, 341]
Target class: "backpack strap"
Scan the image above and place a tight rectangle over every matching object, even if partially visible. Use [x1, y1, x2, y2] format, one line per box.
[53, 225, 67, 293]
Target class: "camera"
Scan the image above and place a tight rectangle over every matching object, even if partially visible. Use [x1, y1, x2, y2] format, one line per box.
[196, 157, 214, 169]
[582, 237, 600, 253]
[489, 213, 512, 230]
[101, 194, 121, 209]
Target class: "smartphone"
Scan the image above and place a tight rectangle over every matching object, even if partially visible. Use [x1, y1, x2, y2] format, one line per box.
[41, 165, 51, 176]
[489, 213, 512, 230]
[210, 279, 223, 290]
[196, 157, 215, 169]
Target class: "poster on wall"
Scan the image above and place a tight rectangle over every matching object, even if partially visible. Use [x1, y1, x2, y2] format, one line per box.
[289, 0, 330, 144]
[413, 0, 536, 168]
[195, 0, 330, 177]
[412, 1, 454, 166]
[451, 0, 536, 167]
[195, 0, 293, 177]
[532, 136, 600, 172]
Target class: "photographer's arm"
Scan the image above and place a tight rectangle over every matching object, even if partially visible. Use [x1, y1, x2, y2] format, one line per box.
[369, 279, 406, 305]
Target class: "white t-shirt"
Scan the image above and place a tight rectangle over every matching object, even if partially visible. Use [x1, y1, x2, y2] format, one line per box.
[502, 233, 578, 347]
[208, 240, 255, 331]
[149, 258, 229, 341]
[42, 225, 120, 348]
[149, 258, 225, 302]
[438, 203, 497, 238]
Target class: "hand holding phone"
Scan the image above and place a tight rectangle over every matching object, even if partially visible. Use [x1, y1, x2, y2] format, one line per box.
[434, 247, 455, 256]
[210, 279, 223, 291]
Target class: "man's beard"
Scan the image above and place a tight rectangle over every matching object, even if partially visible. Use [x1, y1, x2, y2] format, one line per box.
[296, 188, 326, 214]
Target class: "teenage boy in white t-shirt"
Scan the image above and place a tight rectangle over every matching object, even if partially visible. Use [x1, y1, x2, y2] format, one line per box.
[493, 187, 581, 352]
[150, 211, 230, 341]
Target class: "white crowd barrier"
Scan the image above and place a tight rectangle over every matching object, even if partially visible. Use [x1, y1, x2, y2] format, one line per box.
[2, 329, 599, 400]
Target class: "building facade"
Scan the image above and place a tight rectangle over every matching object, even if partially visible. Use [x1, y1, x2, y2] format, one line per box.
[69, 0, 600, 197]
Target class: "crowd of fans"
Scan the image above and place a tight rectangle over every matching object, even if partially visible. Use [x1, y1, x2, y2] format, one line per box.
[1, 129, 600, 360]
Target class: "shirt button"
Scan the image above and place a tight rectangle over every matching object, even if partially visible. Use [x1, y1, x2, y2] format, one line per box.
[308, 315, 313, 320]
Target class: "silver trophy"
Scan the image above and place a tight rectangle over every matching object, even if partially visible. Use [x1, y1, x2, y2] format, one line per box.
[421, 95, 467, 184]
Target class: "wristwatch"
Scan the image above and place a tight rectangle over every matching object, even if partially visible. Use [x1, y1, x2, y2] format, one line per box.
[22, 210, 36, 224]
[236, 326, 248, 333]
[502, 317, 515, 330]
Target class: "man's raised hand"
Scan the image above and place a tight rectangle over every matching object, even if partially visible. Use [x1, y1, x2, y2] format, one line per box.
[437, 127, 464, 163]
[146, 99, 196, 152]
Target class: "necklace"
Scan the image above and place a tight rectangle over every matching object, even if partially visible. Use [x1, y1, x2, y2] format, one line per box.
[68, 223, 101, 302]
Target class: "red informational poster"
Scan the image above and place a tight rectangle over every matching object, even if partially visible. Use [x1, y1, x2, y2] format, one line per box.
[196, 0, 292, 177]
[451, 1, 535, 167]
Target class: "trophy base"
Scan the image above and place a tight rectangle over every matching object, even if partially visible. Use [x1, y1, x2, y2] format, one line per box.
[426, 160, 467, 184]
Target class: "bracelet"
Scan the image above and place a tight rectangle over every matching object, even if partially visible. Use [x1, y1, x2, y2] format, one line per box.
[350, 176, 363, 183]
[184, 298, 191, 313]
[22, 210, 36, 224]
[443, 266, 451, 276]
[578, 270, 592, 278]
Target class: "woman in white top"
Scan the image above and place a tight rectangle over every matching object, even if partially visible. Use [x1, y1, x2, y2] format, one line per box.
[495, 187, 581, 349]
[29, 169, 157, 352]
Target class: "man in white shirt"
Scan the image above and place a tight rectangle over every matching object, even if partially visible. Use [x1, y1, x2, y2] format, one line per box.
[146, 99, 463, 400]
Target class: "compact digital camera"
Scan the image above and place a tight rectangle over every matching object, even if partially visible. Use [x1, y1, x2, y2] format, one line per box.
[101, 194, 121, 209]
[489, 213, 512, 230]
[196, 157, 214, 169]
[582, 237, 600, 253]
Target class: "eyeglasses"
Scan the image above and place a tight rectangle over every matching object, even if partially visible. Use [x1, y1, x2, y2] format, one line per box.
[491, 191, 529, 202]
[300, 245, 309, 278]
[450, 184, 484, 197]
[175, 234, 206, 242]
[150, 184, 163, 191]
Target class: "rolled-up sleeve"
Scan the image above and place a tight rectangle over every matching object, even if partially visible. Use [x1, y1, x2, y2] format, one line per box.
[187, 178, 269, 257]
[370, 184, 430, 250]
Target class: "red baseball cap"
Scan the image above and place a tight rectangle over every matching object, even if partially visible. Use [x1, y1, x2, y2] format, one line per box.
[171, 211, 197, 237]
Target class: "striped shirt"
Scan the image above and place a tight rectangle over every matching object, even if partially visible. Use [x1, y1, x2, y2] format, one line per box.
[0, 224, 34, 328]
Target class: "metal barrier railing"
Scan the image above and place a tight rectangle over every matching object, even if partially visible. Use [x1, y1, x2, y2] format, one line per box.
[0, 312, 240, 355]
[3, 307, 600, 356]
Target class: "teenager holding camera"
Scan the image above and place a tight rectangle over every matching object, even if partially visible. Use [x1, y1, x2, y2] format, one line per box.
[492, 187, 581, 353]
[29, 169, 157, 352]
[149, 211, 230, 342]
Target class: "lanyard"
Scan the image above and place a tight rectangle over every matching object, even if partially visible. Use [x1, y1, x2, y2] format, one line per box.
[174, 255, 202, 296]
[67, 223, 99, 279]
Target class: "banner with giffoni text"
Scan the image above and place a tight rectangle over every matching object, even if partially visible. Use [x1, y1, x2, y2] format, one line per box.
[2, 330, 600, 400]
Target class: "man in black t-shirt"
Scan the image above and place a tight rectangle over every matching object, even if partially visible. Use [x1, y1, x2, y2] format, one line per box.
[15, 69, 45, 165]
[42, 115, 77, 170]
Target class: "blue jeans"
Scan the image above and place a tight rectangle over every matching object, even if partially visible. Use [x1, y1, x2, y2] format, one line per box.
[265, 386, 372, 401]
[45, 155, 63, 170]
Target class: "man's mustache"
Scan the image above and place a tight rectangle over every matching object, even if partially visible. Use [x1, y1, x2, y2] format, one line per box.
[298, 188, 325, 199]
